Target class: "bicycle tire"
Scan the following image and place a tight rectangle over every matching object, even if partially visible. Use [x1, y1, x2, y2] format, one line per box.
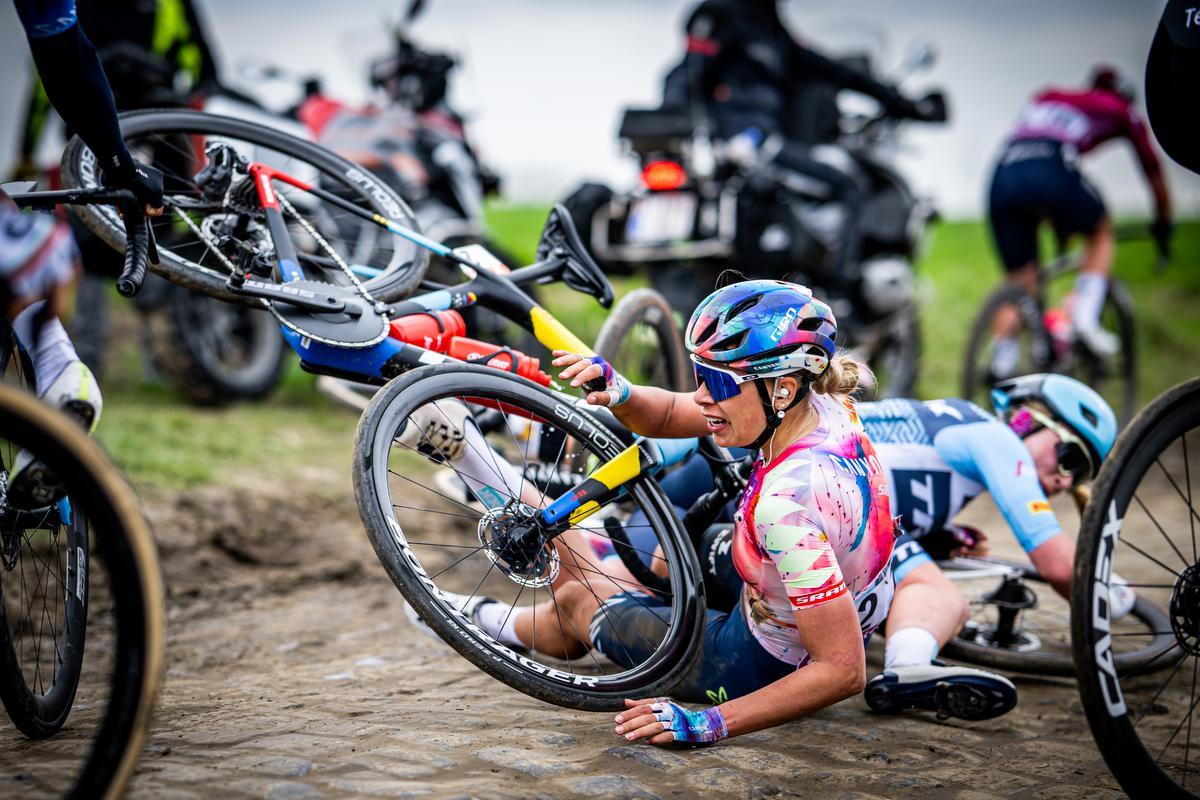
[939, 557, 1173, 676]
[0, 386, 164, 799]
[0, 332, 89, 738]
[353, 362, 705, 711]
[142, 283, 288, 405]
[594, 288, 691, 393]
[61, 109, 429, 307]
[863, 302, 920, 399]
[961, 283, 1048, 406]
[1072, 377, 1200, 799]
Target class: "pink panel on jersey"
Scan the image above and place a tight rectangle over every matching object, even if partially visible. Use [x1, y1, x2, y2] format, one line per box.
[1010, 88, 1160, 175]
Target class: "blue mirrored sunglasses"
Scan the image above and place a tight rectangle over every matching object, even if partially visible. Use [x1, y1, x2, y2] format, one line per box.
[691, 355, 757, 403]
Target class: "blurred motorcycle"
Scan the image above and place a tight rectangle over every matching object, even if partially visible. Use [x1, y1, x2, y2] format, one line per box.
[564, 42, 946, 396]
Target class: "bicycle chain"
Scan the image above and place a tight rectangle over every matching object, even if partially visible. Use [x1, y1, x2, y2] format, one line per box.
[276, 191, 382, 310]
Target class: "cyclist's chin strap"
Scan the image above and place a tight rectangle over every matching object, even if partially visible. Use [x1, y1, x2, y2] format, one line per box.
[749, 377, 809, 452]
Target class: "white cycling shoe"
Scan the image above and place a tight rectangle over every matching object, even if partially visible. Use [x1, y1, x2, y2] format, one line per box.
[1075, 323, 1120, 358]
[1110, 573, 1137, 620]
[865, 662, 1018, 721]
[397, 399, 471, 462]
[6, 362, 102, 508]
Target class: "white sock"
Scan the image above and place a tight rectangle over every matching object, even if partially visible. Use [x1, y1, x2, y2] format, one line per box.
[13, 301, 79, 395]
[1072, 273, 1108, 333]
[453, 418, 525, 510]
[991, 337, 1020, 377]
[884, 626, 940, 670]
[475, 600, 526, 649]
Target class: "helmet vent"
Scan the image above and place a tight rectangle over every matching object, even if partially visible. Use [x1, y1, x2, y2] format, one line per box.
[797, 316, 825, 332]
[724, 296, 760, 323]
[695, 317, 719, 345]
[711, 329, 750, 352]
[1080, 404, 1098, 427]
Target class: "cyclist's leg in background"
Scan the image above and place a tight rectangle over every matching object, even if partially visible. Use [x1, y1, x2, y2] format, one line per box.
[987, 154, 1042, 379]
[1046, 153, 1112, 354]
[12, 299, 102, 427]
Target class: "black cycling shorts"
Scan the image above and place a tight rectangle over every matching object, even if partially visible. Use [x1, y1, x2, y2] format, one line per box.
[987, 139, 1107, 271]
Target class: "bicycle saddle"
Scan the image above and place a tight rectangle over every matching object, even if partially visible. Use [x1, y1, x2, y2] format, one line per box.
[535, 204, 614, 309]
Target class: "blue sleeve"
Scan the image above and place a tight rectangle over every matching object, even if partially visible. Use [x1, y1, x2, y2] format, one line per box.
[13, 0, 77, 38]
[933, 420, 1062, 553]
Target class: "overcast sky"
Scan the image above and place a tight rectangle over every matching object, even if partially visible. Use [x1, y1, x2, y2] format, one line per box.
[2, 0, 1195, 217]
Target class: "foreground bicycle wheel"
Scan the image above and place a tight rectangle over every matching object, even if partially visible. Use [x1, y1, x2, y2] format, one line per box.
[939, 556, 1171, 676]
[0, 386, 164, 799]
[354, 363, 704, 711]
[62, 109, 429, 307]
[594, 288, 691, 393]
[1073, 377, 1200, 798]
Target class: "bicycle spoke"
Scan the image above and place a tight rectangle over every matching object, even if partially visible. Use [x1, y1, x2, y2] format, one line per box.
[1133, 492, 1192, 570]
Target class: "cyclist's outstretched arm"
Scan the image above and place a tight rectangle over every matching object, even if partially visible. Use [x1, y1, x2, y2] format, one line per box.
[552, 351, 709, 438]
[13, 0, 162, 214]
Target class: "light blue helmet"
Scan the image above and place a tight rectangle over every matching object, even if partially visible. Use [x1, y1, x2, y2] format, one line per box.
[991, 373, 1118, 468]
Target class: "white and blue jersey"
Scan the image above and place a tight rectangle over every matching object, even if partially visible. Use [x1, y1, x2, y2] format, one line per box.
[857, 398, 1062, 582]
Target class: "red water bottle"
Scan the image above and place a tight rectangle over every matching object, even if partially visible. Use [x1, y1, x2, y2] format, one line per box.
[446, 337, 552, 386]
[388, 310, 467, 351]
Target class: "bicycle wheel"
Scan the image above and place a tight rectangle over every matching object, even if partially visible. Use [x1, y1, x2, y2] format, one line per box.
[0, 386, 164, 799]
[938, 557, 1172, 676]
[855, 302, 920, 398]
[594, 288, 691, 392]
[142, 282, 288, 405]
[353, 362, 705, 711]
[62, 109, 429, 307]
[1073, 377, 1200, 798]
[961, 283, 1050, 407]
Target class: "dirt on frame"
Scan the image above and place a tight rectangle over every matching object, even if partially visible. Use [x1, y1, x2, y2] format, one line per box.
[2, 466, 1130, 800]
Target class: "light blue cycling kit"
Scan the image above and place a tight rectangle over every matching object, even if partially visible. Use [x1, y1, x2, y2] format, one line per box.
[857, 397, 1061, 581]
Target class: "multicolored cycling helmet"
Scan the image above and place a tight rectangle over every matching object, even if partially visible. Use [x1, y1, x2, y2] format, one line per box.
[991, 373, 1118, 482]
[686, 280, 836, 382]
[685, 280, 838, 447]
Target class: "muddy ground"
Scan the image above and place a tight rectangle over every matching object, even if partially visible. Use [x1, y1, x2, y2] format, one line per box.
[5, 462, 1135, 799]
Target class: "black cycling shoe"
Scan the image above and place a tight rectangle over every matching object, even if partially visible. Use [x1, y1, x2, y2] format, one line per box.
[865, 663, 1018, 722]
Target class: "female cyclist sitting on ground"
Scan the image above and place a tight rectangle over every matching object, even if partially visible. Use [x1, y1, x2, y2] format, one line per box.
[630, 372, 1117, 722]
[412, 279, 899, 745]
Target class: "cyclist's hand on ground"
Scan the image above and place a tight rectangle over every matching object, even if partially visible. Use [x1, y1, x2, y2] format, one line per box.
[102, 157, 164, 217]
[1151, 216, 1173, 261]
[614, 697, 728, 745]
[551, 350, 631, 407]
[949, 524, 988, 558]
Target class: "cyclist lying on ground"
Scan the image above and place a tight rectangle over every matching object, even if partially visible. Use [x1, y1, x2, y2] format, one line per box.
[986, 65, 1171, 378]
[411, 280, 899, 745]
[632, 371, 1118, 721]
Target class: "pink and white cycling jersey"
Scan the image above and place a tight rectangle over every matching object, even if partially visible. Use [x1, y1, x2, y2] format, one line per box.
[1010, 88, 1161, 176]
[731, 392, 896, 665]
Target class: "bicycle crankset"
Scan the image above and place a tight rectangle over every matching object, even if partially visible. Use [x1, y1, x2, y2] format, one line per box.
[478, 503, 560, 588]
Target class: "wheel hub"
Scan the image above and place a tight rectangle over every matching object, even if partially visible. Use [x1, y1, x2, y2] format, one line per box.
[478, 503, 559, 588]
[1170, 562, 1200, 656]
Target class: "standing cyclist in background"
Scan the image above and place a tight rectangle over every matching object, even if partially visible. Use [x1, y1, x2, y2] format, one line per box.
[986, 65, 1172, 379]
[862, 374, 1120, 719]
[5, 0, 164, 500]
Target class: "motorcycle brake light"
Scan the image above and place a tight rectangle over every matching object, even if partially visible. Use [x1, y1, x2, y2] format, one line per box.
[641, 160, 687, 191]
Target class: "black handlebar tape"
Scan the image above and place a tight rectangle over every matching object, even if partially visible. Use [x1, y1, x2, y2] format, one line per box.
[117, 216, 150, 297]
